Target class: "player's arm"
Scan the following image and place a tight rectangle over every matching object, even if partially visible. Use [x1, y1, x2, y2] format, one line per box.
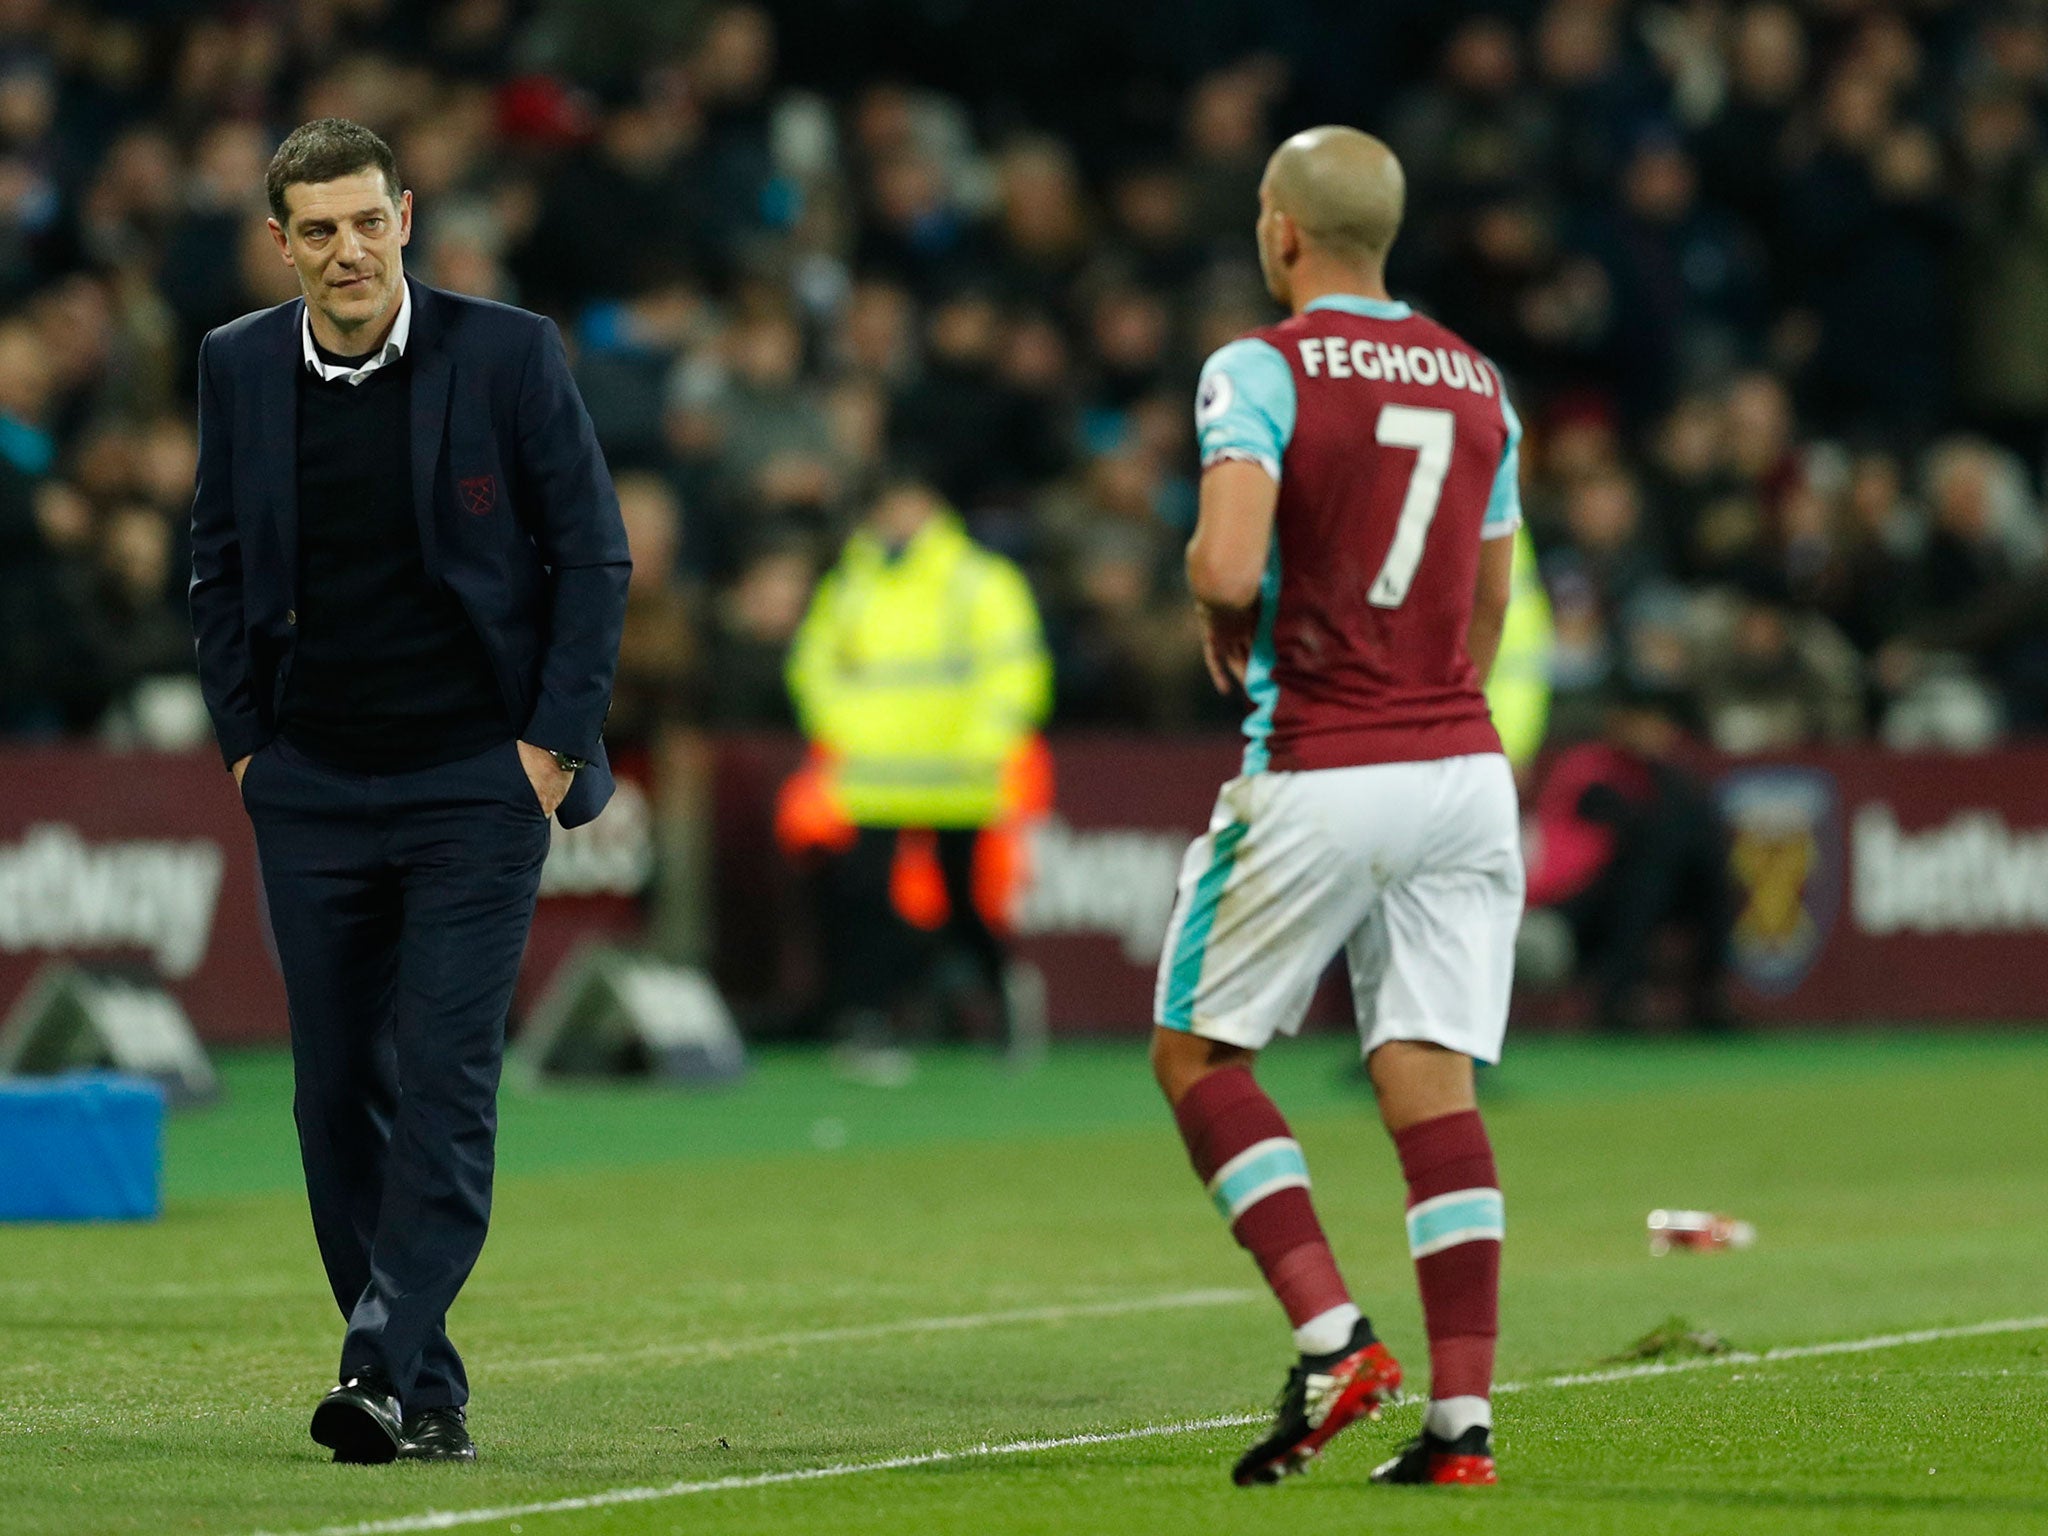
[1186, 338, 1294, 693]
[1187, 461, 1278, 692]
[1469, 367, 1524, 685]
[1467, 532, 1514, 684]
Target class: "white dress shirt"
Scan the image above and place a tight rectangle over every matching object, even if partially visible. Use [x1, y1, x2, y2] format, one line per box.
[302, 280, 413, 386]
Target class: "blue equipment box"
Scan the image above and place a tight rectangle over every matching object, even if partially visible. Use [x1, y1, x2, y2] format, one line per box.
[0, 1073, 166, 1221]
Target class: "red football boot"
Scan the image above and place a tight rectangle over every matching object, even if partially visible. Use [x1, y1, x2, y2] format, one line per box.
[1232, 1321, 1404, 1486]
[1370, 1424, 1498, 1485]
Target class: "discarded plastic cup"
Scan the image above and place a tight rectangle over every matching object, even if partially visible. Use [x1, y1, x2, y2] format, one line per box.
[1647, 1209, 1757, 1255]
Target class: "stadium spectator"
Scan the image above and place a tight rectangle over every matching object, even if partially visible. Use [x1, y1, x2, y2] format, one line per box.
[1550, 464, 1666, 627]
[1181, 64, 1279, 251]
[888, 289, 1056, 511]
[1438, 196, 1612, 401]
[853, 136, 983, 301]
[1388, 15, 1549, 218]
[987, 136, 1091, 312]
[0, 0, 2046, 755]
[677, 303, 838, 527]
[1691, 583, 1862, 753]
[705, 535, 813, 726]
[0, 476, 101, 736]
[1034, 439, 1213, 729]
[1955, 82, 2048, 479]
[1524, 685, 1736, 1034]
[607, 472, 703, 748]
[1583, 131, 1764, 420]
[1531, 0, 1662, 204]
[512, 85, 714, 313]
[1102, 161, 1205, 292]
[1777, 72, 1950, 441]
[1824, 449, 1926, 664]
[1691, 2, 1806, 249]
[1883, 437, 2048, 732]
[1645, 391, 1751, 584]
[830, 276, 918, 386]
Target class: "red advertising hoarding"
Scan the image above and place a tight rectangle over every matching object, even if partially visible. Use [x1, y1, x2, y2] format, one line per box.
[711, 737, 2048, 1030]
[1709, 749, 2048, 1020]
[3, 739, 2043, 1043]
[0, 746, 652, 1044]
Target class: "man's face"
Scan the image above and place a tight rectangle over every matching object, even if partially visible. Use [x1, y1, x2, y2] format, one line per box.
[269, 169, 411, 339]
[868, 485, 937, 546]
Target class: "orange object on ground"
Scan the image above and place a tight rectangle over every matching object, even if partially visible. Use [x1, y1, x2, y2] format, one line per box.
[777, 737, 1056, 934]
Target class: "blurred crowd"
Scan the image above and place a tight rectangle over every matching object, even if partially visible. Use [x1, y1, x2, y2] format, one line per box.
[4, 0, 2048, 753]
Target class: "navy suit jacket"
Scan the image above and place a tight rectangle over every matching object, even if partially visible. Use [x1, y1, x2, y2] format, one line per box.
[189, 279, 631, 828]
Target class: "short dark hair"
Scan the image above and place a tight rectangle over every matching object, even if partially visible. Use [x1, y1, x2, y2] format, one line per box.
[265, 118, 402, 224]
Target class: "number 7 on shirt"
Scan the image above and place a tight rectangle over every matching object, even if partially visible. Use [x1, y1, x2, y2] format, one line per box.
[1369, 404, 1455, 610]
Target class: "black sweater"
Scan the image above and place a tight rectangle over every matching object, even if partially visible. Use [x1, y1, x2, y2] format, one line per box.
[277, 351, 512, 773]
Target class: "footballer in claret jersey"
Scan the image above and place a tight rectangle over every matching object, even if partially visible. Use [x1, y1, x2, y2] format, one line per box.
[1150, 125, 1522, 1490]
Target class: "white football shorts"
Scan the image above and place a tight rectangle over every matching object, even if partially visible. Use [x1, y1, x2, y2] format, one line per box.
[1153, 753, 1524, 1063]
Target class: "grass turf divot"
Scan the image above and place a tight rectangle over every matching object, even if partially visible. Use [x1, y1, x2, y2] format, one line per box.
[1607, 1316, 1735, 1364]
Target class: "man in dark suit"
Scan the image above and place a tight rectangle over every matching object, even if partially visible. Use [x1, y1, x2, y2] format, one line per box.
[189, 119, 630, 1465]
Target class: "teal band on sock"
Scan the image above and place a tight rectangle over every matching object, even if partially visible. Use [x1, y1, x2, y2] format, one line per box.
[1406, 1189, 1504, 1258]
[1207, 1137, 1310, 1222]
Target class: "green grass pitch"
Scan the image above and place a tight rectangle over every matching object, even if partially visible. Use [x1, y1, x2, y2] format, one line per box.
[4, 1030, 2046, 1535]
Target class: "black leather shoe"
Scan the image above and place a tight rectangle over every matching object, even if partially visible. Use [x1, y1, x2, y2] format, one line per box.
[311, 1375, 403, 1464]
[397, 1405, 476, 1462]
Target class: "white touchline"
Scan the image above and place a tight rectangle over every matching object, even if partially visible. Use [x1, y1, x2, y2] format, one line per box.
[250, 1416, 1269, 1536]
[501, 1288, 1263, 1372]
[249, 1314, 2048, 1536]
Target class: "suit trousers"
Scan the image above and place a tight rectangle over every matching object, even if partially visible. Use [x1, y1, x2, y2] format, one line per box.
[243, 735, 550, 1408]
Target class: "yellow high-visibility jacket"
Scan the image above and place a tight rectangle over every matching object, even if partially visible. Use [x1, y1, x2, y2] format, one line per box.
[1485, 524, 1554, 771]
[787, 514, 1053, 828]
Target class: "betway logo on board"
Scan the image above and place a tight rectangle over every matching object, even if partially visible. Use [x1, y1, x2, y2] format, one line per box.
[1013, 817, 1187, 962]
[1853, 805, 2048, 935]
[0, 823, 224, 975]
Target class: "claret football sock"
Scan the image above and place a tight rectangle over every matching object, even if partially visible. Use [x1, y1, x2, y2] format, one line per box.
[1393, 1108, 1502, 1408]
[1172, 1066, 1354, 1334]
